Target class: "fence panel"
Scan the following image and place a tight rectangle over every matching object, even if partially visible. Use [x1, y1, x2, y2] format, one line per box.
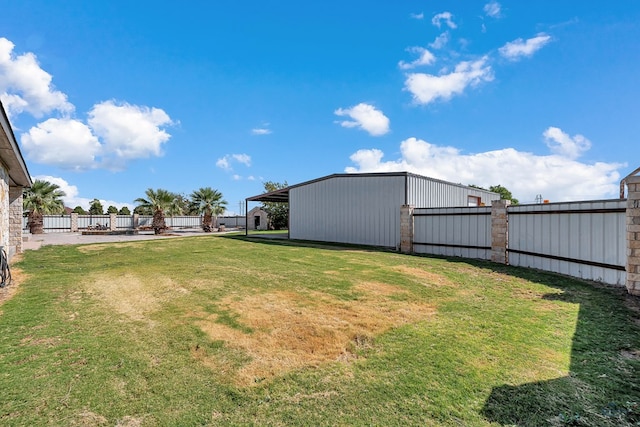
[77, 215, 111, 230]
[413, 206, 492, 260]
[217, 216, 246, 228]
[165, 216, 202, 228]
[508, 200, 626, 285]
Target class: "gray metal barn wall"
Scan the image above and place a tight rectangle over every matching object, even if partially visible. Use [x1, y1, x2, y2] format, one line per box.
[508, 200, 626, 285]
[412, 206, 492, 259]
[289, 175, 406, 247]
[406, 175, 500, 207]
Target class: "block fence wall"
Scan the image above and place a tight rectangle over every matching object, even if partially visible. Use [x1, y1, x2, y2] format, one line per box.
[400, 185, 639, 296]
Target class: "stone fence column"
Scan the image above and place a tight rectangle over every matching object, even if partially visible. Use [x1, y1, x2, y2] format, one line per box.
[9, 187, 23, 255]
[133, 214, 139, 230]
[491, 199, 511, 264]
[626, 176, 640, 296]
[109, 213, 117, 231]
[70, 213, 79, 232]
[400, 205, 414, 254]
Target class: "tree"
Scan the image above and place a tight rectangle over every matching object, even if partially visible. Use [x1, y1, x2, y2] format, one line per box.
[89, 199, 104, 215]
[190, 187, 227, 232]
[134, 188, 176, 234]
[107, 205, 119, 214]
[469, 184, 519, 205]
[118, 206, 131, 215]
[261, 181, 288, 230]
[23, 179, 66, 234]
[489, 185, 519, 205]
[72, 205, 87, 214]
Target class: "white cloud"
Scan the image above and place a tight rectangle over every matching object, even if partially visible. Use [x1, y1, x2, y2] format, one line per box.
[88, 100, 173, 165]
[429, 32, 450, 50]
[404, 57, 493, 105]
[21, 118, 101, 170]
[232, 174, 242, 181]
[34, 175, 133, 210]
[410, 12, 424, 20]
[251, 128, 272, 135]
[484, 1, 502, 18]
[232, 153, 252, 166]
[499, 33, 551, 61]
[0, 37, 74, 118]
[398, 47, 436, 70]
[345, 136, 623, 203]
[216, 153, 252, 171]
[432, 12, 457, 29]
[543, 127, 591, 160]
[334, 103, 390, 136]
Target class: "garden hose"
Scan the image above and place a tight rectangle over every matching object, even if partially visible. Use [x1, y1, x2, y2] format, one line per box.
[0, 247, 11, 288]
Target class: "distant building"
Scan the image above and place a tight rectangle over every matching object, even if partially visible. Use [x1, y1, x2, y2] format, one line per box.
[247, 206, 268, 230]
[0, 100, 32, 258]
[247, 172, 499, 248]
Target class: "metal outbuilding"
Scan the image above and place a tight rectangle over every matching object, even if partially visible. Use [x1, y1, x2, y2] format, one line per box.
[246, 172, 500, 249]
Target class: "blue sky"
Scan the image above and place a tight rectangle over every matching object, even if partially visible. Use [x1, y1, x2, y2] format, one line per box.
[1, 1, 639, 213]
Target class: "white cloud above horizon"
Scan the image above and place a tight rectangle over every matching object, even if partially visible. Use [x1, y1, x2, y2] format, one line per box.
[251, 128, 272, 135]
[216, 153, 252, 171]
[20, 100, 174, 171]
[499, 33, 552, 60]
[484, 1, 502, 18]
[345, 130, 624, 203]
[404, 57, 493, 105]
[410, 12, 424, 20]
[543, 126, 591, 159]
[334, 103, 390, 136]
[432, 12, 457, 29]
[0, 37, 74, 118]
[429, 32, 450, 50]
[398, 47, 436, 70]
[35, 175, 133, 210]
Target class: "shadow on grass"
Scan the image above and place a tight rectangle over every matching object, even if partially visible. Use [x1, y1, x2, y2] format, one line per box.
[221, 233, 394, 253]
[446, 259, 640, 426]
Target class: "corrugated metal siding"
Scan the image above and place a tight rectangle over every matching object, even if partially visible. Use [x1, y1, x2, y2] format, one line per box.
[413, 207, 492, 259]
[508, 200, 626, 285]
[407, 175, 500, 207]
[78, 215, 110, 229]
[290, 175, 405, 247]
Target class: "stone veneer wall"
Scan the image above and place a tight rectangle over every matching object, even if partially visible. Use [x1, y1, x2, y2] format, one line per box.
[626, 176, 640, 296]
[8, 186, 23, 256]
[0, 165, 9, 253]
[400, 205, 414, 254]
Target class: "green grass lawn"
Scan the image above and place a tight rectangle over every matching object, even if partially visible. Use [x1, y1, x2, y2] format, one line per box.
[1, 235, 639, 426]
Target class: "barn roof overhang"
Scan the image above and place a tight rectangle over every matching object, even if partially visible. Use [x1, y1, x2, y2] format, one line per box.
[246, 187, 290, 203]
[0, 100, 32, 188]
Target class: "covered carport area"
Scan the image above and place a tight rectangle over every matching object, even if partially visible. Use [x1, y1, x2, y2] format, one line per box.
[244, 186, 290, 238]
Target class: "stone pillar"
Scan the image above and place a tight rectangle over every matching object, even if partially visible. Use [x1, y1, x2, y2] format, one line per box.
[132, 214, 139, 230]
[491, 199, 511, 264]
[109, 213, 117, 231]
[626, 176, 640, 296]
[70, 213, 79, 232]
[400, 205, 414, 254]
[8, 186, 23, 255]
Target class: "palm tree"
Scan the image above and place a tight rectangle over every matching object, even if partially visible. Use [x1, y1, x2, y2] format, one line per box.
[23, 179, 66, 234]
[134, 188, 176, 234]
[190, 187, 227, 232]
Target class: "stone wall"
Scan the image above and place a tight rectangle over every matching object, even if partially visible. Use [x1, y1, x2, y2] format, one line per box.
[9, 186, 23, 255]
[626, 176, 640, 296]
[0, 165, 9, 252]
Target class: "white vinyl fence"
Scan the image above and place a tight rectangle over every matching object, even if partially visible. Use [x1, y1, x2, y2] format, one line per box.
[408, 199, 627, 286]
[507, 200, 626, 285]
[413, 206, 492, 260]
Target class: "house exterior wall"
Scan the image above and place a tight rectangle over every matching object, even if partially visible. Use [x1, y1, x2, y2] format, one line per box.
[0, 164, 9, 251]
[9, 186, 23, 255]
[289, 175, 406, 248]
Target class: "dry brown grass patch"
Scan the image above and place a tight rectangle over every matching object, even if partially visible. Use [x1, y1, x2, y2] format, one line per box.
[391, 265, 454, 287]
[0, 257, 27, 308]
[195, 282, 435, 386]
[83, 273, 189, 323]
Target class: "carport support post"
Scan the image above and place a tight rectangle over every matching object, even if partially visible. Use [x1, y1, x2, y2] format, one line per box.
[400, 204, 414, 253]
[626, 176, 640, 296]
[491, 199, 510, 265]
